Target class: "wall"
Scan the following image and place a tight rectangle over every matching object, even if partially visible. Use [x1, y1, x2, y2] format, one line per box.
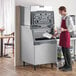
[43, 0, 76, 28]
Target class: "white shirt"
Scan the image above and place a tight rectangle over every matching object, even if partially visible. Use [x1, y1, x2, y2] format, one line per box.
[61, 15, 74, 32]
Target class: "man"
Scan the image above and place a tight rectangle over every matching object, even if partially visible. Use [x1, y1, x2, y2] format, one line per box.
[58, 6, 74, 71]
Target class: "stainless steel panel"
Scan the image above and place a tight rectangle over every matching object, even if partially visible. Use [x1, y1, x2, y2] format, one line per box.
[21, 26, 35, 64]
[35, 42, 57, 65]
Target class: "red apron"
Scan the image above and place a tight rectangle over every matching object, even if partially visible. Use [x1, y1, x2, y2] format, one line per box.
[59, 19, 70, 48]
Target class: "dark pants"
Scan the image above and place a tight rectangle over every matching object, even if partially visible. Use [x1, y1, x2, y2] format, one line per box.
[62, 47, 72, 68]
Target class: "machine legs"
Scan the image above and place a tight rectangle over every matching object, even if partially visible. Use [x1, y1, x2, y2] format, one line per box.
[51, 63, 54, 69]
[23, 61, 26, 66]
[34, 63, 55, 70]
[23, 62, 37, 70]
[23, 62, 56, 70]
[33, 65, 36, 70]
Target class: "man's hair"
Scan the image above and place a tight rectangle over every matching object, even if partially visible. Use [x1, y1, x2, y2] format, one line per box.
[59, 6, 66, 12]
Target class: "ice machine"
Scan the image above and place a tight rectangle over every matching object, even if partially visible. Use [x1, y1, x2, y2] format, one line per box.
[21, 6, 57, 70]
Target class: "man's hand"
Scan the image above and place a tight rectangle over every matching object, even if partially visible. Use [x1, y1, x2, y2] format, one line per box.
[61, 28, 68, 32]
[51, 28, 58, 38]
[61, 28, 65, 32]
[52, 35, 55, 38]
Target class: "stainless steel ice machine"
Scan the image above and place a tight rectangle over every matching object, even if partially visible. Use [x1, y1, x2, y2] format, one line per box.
[21, 6, 57, 70]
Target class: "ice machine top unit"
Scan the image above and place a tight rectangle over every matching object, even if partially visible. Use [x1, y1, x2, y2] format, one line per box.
[31, 11, 54, 28]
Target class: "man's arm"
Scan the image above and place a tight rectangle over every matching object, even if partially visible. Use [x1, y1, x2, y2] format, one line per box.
[66, 16, 74, 32]
[61, 28, 68, 32]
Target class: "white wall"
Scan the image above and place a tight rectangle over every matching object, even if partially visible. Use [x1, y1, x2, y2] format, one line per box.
[44, 0, 76, 28]
[16, 0, 76, 28]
